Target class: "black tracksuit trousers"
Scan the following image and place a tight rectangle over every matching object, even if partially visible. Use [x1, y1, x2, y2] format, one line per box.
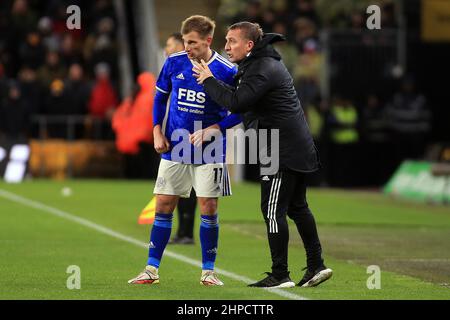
[260, 169, 324, 279]
[176, 189, 197, 239]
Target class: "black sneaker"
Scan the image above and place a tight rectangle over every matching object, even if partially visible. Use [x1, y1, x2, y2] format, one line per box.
[169, 236, 194, 245]
[297, 265, 333, 287]
[248, 272, 295, 288]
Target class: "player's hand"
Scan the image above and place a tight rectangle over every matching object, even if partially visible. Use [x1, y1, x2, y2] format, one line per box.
[189, 124, 220, 147]
[154, 129, 170, 154]
[192, 59, 213, 84]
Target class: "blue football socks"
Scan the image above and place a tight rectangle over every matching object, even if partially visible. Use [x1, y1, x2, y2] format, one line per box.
[200, 214, 219, 270]
[147, 213, 173, 268]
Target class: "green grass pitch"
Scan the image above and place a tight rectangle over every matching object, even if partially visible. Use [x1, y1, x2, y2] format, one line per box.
[0, 179, 449, 300]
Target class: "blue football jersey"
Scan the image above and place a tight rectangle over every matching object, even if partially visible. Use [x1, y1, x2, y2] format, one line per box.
[155, 51, 237, 164]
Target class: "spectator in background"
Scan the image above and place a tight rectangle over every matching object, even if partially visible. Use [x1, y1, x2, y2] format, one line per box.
[112, 72, 158, 179]
[305, 94, 330, 186]
[46, 3, 80, 39]
[293, 17, 319, 54]
[272, 21, 298, 74]
[164, 32, 184, 56]
[86, 0, 117, 33]
[42, 79, 66, 138]
[349, 10, 365, 30]
[288, 0, 321, 34]
[37, 50, 67, 88]
[10, 0, 37, 43]
[19, 31, 46, 70]
[0, 8, 10, 43]
[292, 16, 322, 109]
[0, 63, 7, 100]
[0, 80, 30, 140]
[88, 62, 117, 119]
[37, 16, 59, 52]
[293, 22, 322, 109]
[83, 17, 118, 78]
[43, 79, 65, 114]
[326, 96, 360, 187]
[232, 0, 264, 26]
[17, 66, 42, 137]
[360, 94, 390, 186]
[381, 1, 397, 29]
[260, 8, 276, 33]
[18, 66, 41, 115]
[64, 63, 90, 116]
[60, 33, 83, 67]
[87, 62, 118, 139]
[385, 76, 431, 170]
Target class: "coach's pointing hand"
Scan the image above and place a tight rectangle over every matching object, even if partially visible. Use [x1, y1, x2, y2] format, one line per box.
[192, 59, 213, 84]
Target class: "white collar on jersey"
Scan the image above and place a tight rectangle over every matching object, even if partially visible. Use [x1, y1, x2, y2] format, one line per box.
[190, 50, 218, 66]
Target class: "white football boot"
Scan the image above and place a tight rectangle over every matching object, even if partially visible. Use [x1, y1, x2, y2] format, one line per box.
[200, 270, 224, 286]
[128, 265, 160, 284]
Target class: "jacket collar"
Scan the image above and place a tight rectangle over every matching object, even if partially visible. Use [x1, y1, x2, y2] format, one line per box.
[238, 33, 285, 66]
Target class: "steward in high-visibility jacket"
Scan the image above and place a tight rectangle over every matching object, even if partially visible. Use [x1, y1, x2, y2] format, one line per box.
[329, 103, 359, 144]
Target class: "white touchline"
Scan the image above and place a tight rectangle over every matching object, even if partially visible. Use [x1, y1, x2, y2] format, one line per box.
[0, 188, 308, 300]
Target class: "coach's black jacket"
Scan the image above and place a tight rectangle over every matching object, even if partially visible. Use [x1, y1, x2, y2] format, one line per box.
[203, 33, 320, 174]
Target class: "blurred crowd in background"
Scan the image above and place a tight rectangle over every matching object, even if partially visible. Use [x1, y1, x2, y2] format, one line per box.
[0, 0, 119, 140]
[220, 0, 432, 187]
[0, 0, 436, 187]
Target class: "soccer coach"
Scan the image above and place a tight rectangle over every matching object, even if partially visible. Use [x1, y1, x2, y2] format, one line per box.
[192, 22, 332, 288]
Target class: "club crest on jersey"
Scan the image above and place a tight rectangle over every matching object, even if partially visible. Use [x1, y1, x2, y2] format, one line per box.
[176, 73, 185, 80]
[156, 177, 166, 188]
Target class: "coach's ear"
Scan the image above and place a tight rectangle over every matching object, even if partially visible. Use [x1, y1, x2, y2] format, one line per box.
[247, 40, 255, 53]
[206, 36, 213, 46]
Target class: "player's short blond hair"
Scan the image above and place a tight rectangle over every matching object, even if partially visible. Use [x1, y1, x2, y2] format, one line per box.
[181, 15, 216, 38]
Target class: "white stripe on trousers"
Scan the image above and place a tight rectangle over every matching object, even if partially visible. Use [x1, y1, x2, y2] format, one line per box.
[272, 172, 282, 233]
[267, 173, 282, 233]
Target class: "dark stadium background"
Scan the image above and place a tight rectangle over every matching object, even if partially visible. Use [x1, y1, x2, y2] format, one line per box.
[0, 0, 449, 188]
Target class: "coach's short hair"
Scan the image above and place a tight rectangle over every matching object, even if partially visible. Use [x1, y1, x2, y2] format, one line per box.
[181, 15, 216, 38]
[228, 21, 263, 44]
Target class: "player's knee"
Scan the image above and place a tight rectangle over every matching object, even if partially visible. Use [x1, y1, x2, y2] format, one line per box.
[198, 198, 218, 215]
[156, 195, 178, 213]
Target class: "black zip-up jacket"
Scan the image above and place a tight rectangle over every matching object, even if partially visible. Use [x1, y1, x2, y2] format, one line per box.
[203, 33, 320, 174]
